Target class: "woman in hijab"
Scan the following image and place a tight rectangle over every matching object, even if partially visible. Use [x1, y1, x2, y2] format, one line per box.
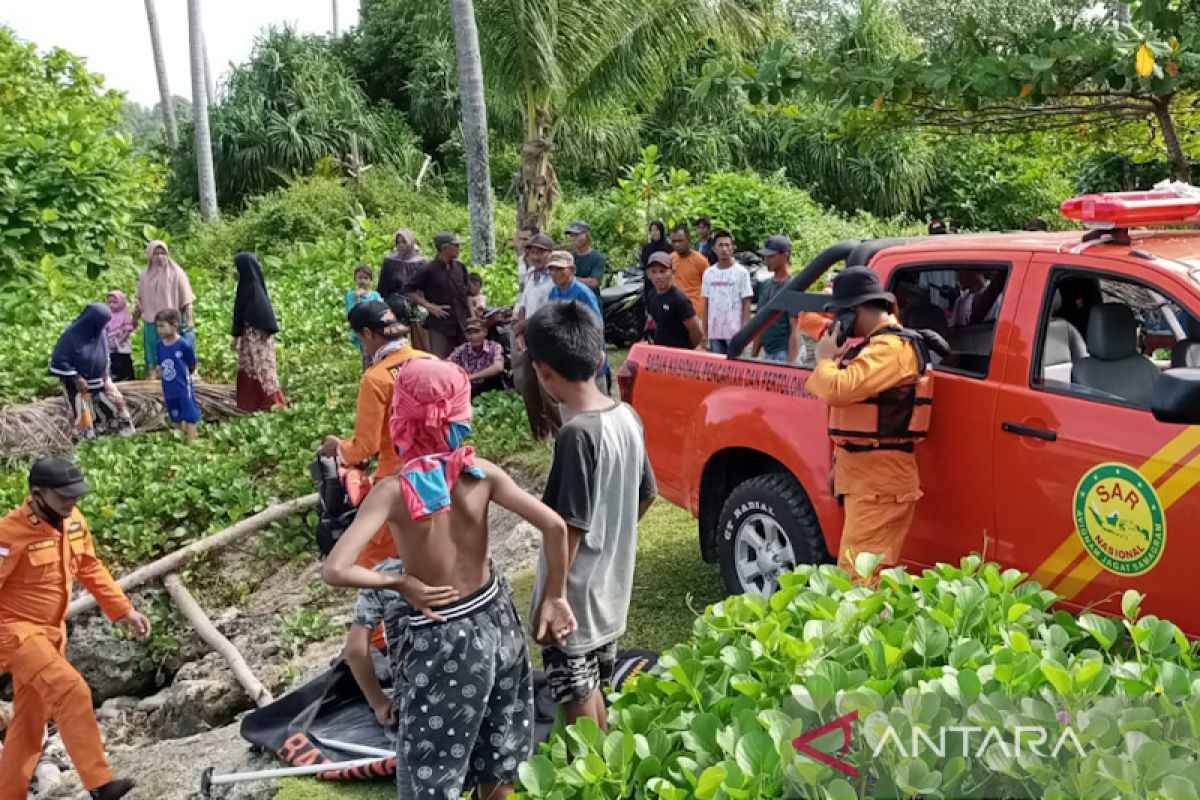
[379, 228, 431, 352]
[105, 290, 136, 381]
[49, 303, 136, 439]
[134, 241, 196, 377]
[639, 220, 673, 269]
[231, 252, 287, 412]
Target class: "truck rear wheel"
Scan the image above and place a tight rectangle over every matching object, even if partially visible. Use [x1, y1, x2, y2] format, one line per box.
[716, 473, 828, 596]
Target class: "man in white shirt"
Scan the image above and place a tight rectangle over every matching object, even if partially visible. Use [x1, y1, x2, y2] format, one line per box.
[512, 234, 561, 438]
[700, 229, 753, 353]
[516, 225, 539, 293]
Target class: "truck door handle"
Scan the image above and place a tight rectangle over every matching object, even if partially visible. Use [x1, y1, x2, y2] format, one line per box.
[1001, 421, 1057, 442]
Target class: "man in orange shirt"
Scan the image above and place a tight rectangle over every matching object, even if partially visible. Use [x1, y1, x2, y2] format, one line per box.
[669, 224, 710, 323]
[806, 267, 942, 584]
[320, 301, 434, 570]
[0, 457, 150, 800]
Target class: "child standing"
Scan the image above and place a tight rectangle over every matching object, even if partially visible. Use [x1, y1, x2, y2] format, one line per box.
[322, 359, 576, 800]
[467, 272, 487, 317]
[346, 265, 384, 371]
[155, 309, 199, 443]
[525, 301, 657, 730]
[105, 291, 136, 381]
[344, 558, 408, 728]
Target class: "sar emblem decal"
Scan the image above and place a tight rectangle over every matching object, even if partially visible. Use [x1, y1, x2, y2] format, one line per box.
[1073, 462, 1165, 576]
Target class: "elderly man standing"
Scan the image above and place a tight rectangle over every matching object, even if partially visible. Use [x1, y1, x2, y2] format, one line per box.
[404, 232, 473, 358]
[513, 234, 561, 439]
[566, 221, 608, 303]
[0, 457, 151, 800]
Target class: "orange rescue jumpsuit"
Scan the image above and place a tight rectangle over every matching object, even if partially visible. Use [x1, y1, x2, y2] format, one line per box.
[0, 501, 133, 796]
[806, 316, 924, 583]
[338, 343, 432, 649]
[338, 343, 434, 570]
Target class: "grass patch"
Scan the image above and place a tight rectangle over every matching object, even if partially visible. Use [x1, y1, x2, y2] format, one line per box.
[511, 500, 724, 666]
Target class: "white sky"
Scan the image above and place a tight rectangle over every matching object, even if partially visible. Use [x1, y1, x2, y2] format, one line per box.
[0, 1, 358, 107]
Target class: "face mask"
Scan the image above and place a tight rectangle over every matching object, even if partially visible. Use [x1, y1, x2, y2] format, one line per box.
[32, 492, 66, 531]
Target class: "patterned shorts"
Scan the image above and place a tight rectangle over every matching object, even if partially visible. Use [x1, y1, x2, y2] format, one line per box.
[395, 574, 533, 799]
[542, 641, 618, 705]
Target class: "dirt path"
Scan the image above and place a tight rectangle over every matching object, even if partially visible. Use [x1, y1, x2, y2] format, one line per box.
[33, 467, 546, 800]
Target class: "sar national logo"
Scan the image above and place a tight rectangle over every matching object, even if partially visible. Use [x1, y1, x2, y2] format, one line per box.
[1073, 462, 1165, 576]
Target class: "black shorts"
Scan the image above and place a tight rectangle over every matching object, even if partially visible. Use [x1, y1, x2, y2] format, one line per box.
[542, 641, 618, 705]
[395, 574, 533, 799]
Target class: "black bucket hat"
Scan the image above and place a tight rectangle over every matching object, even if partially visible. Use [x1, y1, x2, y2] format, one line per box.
[823, 266, 895, 311]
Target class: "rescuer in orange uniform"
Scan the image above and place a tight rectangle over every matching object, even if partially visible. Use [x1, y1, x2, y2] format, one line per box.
[320, 301, 434, 570]
[806, 267, 943, 583]
[0, 457, 150, 800]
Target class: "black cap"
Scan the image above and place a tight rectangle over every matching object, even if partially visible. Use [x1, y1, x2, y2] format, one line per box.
[566, 221, 591, 235]
[347, 300, 407, 339]
[526, 233, 555, 251]
[823, 266, 895, 311]
[434, 232, 462, 250]
[928, 219, 948, 235]
[464, 317, 486, 332]
[30, 456, 91, 497]
[758, 235, 792, 257]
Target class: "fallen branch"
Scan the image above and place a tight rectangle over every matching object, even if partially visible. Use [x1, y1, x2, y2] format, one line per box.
[163, 573, 274, 707]
[68, 493, 318, 619]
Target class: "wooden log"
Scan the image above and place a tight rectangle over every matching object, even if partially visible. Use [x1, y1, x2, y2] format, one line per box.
[68, 494, 318, 619]
[162, 573, 274, 707]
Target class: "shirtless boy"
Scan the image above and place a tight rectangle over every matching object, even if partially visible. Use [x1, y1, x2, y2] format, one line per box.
[322, 358, 575, 800]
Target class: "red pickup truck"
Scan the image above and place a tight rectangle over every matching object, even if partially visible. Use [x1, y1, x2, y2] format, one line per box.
[619, 193, 1200, 635]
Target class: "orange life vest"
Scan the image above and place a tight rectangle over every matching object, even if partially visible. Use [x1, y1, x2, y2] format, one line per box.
[827, 326, 934, 453]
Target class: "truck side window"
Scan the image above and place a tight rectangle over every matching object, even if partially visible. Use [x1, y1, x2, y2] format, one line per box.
[889, 265, 1008, 378]
[1033, 269, 1198, 408]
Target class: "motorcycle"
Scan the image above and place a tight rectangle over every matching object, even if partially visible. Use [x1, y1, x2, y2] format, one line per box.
[735, 250, 773, 305]
[601, 263, 647, 348]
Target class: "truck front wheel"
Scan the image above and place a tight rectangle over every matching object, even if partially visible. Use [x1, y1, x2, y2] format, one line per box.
[716, 473, 829, 596]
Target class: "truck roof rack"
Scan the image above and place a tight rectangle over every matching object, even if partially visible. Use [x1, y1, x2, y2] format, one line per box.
[727, 237, 924, 359]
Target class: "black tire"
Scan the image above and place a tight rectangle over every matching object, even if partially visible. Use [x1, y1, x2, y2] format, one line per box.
[715, 472, 829, 596]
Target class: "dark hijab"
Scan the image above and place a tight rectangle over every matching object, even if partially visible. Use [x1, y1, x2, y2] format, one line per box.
[639, 220, 672, 268]
[232, 252, 279, 336]
[51, 302, 112, 381]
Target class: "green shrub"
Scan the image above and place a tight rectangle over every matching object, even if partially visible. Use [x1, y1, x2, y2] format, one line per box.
[470, 390, 533, 459]
[921, 136, 1072, 232]
[517, 557, 1200, 799]
[165, 27, 425, 209]
[0, 28, 163, 280]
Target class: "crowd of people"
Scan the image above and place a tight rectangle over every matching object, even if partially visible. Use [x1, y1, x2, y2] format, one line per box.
[9, 210, 974, 800]
[46, 243, 287, 445]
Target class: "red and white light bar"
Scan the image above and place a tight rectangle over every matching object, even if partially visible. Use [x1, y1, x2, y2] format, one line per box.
[1061, 189, 1200, 228]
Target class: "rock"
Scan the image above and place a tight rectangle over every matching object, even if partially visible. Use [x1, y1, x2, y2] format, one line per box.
[150, 654, 255, 739]
[137, 691, 169, 714]
[97, 696, 140, 722]
[65, 614, 155, 702]
[41, 734, 70, 771]
[29, 762, 61, 798]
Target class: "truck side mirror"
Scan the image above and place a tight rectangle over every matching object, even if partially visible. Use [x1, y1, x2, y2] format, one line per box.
[1152, 368, 1200, 424]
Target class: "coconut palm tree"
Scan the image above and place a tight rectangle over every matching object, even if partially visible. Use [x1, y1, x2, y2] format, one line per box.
[188, 0, 219, 218]
[475, 0, 764, 231]
[448, 0, 495, 264]
[143, 0, 177, 148]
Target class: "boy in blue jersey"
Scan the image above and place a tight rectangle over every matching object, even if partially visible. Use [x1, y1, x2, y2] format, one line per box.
[155, 309, 200, 443]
